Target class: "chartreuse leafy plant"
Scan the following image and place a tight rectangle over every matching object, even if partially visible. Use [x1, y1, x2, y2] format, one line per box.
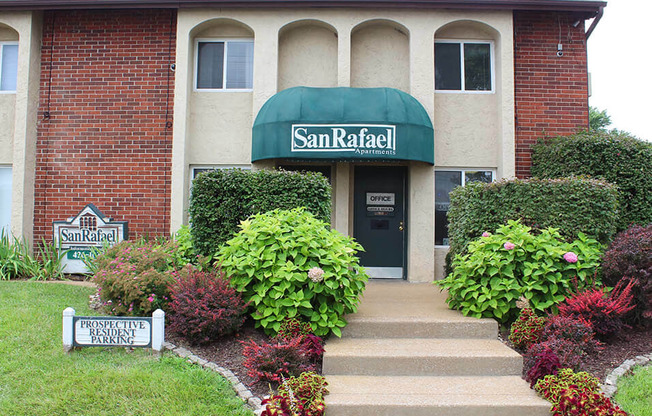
[436, 220, 603, 322]
[218, 208, 368, 337]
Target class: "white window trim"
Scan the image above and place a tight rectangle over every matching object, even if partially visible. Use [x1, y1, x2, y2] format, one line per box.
[193, 38, 254, 92]
[435, 39, 495, 94]
[434, 168, 496, 248]
[0, 165, 12, 234]
[0, 42, 19, 94]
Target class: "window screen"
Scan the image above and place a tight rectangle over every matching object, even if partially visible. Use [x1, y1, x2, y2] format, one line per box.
[435, 43, 461, 91]
[196, 40, 253, 90]
[1, 44, 18, 92]
[435, 171, 462, 245]
[0, 167, 11, 233]
[464, 43, 491, 91]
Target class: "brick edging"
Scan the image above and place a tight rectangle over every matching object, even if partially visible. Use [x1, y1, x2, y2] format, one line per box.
[601, 353, 652, 398]
[162, 341, 265, 414]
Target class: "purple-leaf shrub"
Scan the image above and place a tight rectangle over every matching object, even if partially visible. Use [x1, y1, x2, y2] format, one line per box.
[601, 223, 652, 326]
[524, 337, 584, 375]
[541, 314, 602, 354]
[524, 348, 561, 387]
[168, 266, 248, 345]
[241, 337, 318, 384]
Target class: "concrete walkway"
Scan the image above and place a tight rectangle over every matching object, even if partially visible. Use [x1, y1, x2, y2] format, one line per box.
[323, 280, 551, 416]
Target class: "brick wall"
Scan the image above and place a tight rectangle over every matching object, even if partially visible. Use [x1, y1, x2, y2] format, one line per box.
[514, 11, 589, 178]
[34, 10, 176, 243]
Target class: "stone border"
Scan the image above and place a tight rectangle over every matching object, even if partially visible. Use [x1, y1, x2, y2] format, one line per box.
[601, 353, 652, 398]
[163, 341, 265, 414]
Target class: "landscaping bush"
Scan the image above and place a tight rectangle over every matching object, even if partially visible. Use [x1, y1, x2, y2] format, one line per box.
[558, 281, 636, 340]
[524, 348, 561, 388]
[445, 177, 619, 272]
[509, 307, 546, 351]
[241, 337, 318, 384]
[534, 368, 601, 406]
[552, 386, 628, 416]
[601, 223, 652, 326]
[436, 220, 603, 322]
[276, 318, 325, 362]
[262, 372, 329, 416]
[190, 169, 331, 257]
[531, 130, 652, 230]
[92, 239, 178, 316]
[218, 208, 368, 337]
[540, 315, 601, 355]
[168, 266, 248, 345]
[524, 338, 585, 373]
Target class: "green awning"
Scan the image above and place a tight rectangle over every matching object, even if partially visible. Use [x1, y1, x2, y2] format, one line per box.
[252, 87, 434, 164]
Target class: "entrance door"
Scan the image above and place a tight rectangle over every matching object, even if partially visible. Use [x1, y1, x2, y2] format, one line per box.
[354, 166, 406, 279]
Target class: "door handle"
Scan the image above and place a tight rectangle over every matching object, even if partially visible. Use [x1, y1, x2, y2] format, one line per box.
[399, 221, 404, 231]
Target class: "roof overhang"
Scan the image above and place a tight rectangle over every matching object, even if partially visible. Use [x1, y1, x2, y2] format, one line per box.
[252, 87, 434, 165]
[0, 0, 606, 14]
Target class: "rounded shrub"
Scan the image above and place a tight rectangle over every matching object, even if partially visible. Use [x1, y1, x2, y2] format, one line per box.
[601, 223, 652, 325]
[218, 208, 368, 337]
[531, 130, 652, 230]
[92, 239, 178, 316]
[168, 266, 248, 345]
[436, 220, 603, 322]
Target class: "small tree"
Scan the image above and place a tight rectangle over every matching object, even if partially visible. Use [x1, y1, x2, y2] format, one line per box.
[589, 106, 612, 132]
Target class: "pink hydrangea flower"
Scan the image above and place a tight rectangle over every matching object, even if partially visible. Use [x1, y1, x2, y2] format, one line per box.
[482, 232, 491, 238]
[563, 252, 578, 263]
[504, 242, 515, 250]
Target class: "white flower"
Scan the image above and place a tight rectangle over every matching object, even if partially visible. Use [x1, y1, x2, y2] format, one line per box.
[308, 267, 324, 283]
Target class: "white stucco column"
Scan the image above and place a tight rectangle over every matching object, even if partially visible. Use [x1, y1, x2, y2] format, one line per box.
[336, 23, 351, 87]
[407, 25, 435, 282]
[8, 12, 41, 244]
[169, 12, 193, 232]
[497, 26, 516, 179]
[252, 22, 278, 116]
[332, 163, 350, 236]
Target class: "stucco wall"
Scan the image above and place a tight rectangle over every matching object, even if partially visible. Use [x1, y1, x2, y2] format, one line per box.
[0, 95, 14, 163]
[278, 22, 338, 91]
[351, 21, 410, 92]
[170, 8, 515, 281]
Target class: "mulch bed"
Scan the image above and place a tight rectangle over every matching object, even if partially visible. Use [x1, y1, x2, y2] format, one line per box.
[169, 320, 651, 401]
[166, 320, 275, 398]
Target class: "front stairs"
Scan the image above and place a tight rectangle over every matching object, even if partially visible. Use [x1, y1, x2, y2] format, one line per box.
[322, 281, 551, 416]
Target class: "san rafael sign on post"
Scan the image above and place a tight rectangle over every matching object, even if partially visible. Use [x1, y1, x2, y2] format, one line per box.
[53, 204, 128, 274]
[62, 308, 164, 352]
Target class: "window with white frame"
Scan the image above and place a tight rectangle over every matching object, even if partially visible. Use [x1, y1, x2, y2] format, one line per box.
[195, 40, 254, 90]
[435, 41, 493, 92]
[435, 169, 494, 246]
[0, 43, 18, 92]
[0, 166, 11, 234]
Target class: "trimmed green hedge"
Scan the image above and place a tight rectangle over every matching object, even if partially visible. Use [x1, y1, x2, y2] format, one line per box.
[531, 131, 652, 230]
[446, 177, 619, 272]
[189, 169, 331, 257]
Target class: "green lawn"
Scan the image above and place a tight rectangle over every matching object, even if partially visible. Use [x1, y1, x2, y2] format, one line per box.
[0, 281, 254, 416]
[615, 365, 652, 416]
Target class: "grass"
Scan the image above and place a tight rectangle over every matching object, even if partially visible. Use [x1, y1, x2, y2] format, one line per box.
[615, 365, 652, 416]
[0, 281, 254, 416]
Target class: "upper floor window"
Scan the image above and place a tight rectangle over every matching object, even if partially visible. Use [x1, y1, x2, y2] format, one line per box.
[435, 169, 495, 246]
[435, 41, 493, 92]
[0, 43, 18, 92]
[195, 39, 254, 90]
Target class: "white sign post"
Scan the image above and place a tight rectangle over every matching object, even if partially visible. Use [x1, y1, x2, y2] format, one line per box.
[63, 308, 164, 353]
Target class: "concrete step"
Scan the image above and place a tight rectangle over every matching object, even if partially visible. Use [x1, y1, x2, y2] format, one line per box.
[341, 315, 497, 339]
[323, 337, 523, 376]
[342, 281, 497, 339]
[325, 375, 551, 416]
